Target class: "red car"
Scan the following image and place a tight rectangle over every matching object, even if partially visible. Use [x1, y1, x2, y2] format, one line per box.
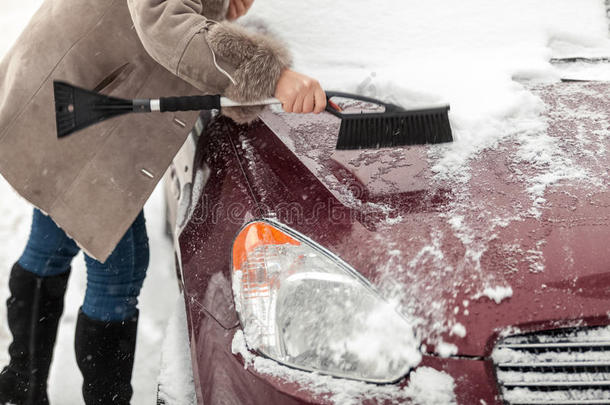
[162, 77, 610, 404]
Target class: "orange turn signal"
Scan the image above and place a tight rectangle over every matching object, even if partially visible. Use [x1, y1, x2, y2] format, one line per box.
[232, 222, 300, 273]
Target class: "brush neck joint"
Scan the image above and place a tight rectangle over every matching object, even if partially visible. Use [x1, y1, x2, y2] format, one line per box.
[132, 99, 152, 113]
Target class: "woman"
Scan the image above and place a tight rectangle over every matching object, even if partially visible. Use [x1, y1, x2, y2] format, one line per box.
[0, 0, 326, 403]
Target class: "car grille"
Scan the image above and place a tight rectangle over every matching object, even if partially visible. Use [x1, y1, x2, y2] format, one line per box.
[493, 326, 610, 405]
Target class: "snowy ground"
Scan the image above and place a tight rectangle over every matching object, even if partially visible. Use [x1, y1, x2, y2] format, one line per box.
[0, 3, 182, 404]
[0, 180, 181, 404]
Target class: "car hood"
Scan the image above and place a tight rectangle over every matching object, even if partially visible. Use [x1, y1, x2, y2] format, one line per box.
[249, 82, 610, 357]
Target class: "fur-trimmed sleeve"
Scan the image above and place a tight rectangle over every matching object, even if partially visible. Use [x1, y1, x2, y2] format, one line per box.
[206, 21, 293, 123]
[127, 0, 292, 122]
[206, 22, 292, 102]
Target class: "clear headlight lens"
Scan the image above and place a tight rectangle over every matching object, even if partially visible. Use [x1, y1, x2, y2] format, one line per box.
[231, 221, 421, 383]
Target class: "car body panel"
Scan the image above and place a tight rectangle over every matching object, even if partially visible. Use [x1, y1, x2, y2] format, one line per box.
[168, 81, 610, 404]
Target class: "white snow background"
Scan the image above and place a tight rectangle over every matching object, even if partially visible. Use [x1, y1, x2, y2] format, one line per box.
[1, 0, 609, 404]
[0, 3, 185, 405]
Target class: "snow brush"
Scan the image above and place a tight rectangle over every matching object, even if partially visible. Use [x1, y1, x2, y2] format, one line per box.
[325, 91, 452, 150]
[53, 81, 453, 148]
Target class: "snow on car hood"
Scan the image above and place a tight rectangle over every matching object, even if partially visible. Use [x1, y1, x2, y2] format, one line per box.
[244, 0, 610, 133]
[257, 81, 610, 356]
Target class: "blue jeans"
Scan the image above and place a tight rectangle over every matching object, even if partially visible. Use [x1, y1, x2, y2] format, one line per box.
[17, 209, 149, 322]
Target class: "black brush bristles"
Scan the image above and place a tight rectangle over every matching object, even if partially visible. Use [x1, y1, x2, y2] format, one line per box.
[53, 81, 133, 138]
[335, 107, 453, 150]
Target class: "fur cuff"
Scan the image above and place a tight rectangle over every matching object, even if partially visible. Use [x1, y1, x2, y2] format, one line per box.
[207, 21, 292, 103]
[201, 0, 229, 21]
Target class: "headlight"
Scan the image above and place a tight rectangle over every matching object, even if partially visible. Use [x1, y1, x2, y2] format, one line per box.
[231, 220, 421, 383]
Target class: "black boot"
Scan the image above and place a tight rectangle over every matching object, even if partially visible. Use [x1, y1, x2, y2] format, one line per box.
[75, 309, 138, 405]
[0, 263, 70, 405]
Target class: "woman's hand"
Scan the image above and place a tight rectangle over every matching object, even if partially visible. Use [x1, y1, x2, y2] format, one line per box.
[274, 69, 327, 114]
[226, 0, 254, 21]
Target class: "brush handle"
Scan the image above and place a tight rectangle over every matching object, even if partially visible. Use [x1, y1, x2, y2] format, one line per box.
[134, 96, 282, 113]
[325, 91, 406, 117]
[159, 95, 222, 112]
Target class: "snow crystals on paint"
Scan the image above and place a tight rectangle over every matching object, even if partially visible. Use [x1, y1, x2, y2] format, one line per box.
[474, 286, 514, 304]
[435, 341, 459, 358]
[450, 323, 467, 338]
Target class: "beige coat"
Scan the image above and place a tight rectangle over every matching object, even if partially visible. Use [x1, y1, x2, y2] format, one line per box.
[0, 0, 291, 262]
